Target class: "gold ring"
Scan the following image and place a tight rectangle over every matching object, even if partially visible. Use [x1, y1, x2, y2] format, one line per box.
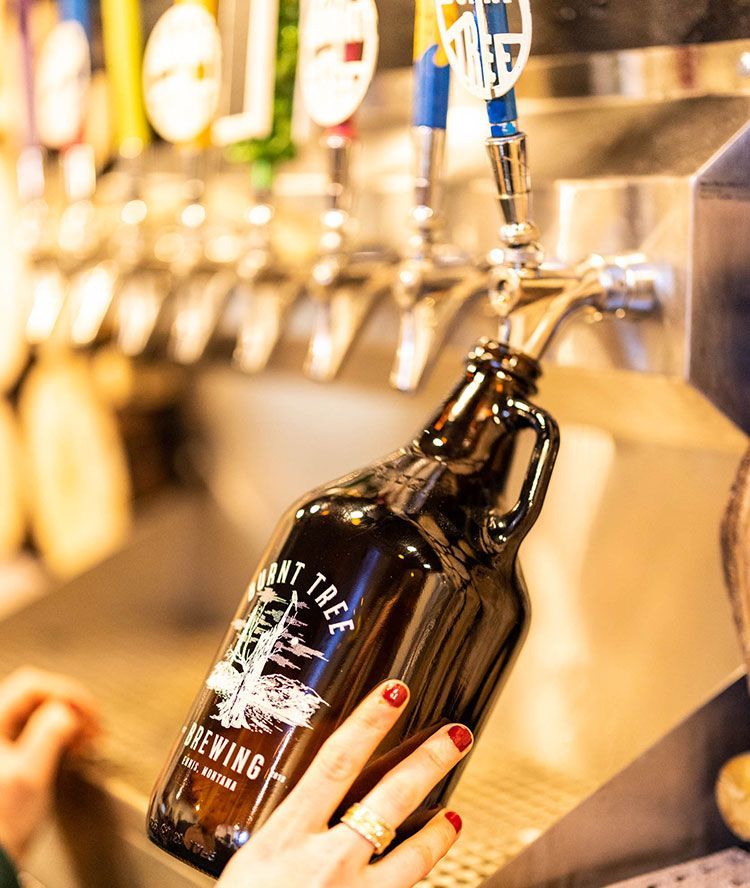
[340, 802, 396, 854]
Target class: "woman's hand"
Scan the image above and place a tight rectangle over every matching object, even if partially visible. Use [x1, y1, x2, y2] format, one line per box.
[0, 667, 100, 860]
[217, 680, 471, 888]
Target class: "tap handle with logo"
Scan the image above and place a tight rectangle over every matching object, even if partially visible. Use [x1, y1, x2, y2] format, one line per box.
[300, 0, 379, 131]
[473, 0, 520, 136]
[33, 0, 95, 204]
[435, 0, 531, 117]
[142, 0, 222, 151]
[437, 0, 540, 303]
[300, 0, 389, 382]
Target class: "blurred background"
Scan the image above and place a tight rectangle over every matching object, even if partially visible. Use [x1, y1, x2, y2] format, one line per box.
[1, 1, 750, 886]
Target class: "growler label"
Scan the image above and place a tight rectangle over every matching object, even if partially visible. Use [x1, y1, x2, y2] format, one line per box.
[179, 559, 355, 792]
[207, 589, 329, 734]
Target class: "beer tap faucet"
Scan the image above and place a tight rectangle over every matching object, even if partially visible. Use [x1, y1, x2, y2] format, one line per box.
[24, 0, 97, 346]
[304, 121, 394, 381]
[232, 192, 305, 374]
[15, 0, 47, 255]
[438, 0, 659, 357]
[483, 126, 659, 355]
[122, 0, 223, 361]
[389, 0, 485, 392]
[299, 0, 390, 382]
[63, 0, 151, 349]
[215, 0, 305, 374]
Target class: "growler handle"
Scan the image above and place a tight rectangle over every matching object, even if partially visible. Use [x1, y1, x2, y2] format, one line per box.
[483, 398, 559, 551]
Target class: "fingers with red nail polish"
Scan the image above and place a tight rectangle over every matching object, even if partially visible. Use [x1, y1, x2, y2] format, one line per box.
[220, 681, 468, 888]
[368, 808, 464, 885]
[348, 721, 473, 862]
[444, 811, 462, 833]
[382, 681, 409, 708]
[447, 724, 473, 752]
[272, 680, 410, 830]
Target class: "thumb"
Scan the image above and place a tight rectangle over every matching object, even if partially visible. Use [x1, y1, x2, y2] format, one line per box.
[16, 700, 81, 785]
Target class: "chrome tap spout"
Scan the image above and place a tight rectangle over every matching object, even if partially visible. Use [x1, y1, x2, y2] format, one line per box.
[483, 130, 660, 359]
[512, 255, 661, 362]
[390, 127, 483, 392]
[390, 259, 485, 392]
[233, 201, 305, 374]
[304, 130, 394, 382]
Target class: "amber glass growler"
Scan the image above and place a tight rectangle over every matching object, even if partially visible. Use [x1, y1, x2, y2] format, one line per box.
[148, 338, 559, 875]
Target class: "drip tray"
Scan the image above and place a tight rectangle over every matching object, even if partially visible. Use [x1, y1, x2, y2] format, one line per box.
[606, 849, 750, 887]
[423, 754, 595, 887]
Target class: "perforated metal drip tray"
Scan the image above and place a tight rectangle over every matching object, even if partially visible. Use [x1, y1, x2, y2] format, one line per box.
[0, 492, 601, 888]
[421, 753, 596, 887]
[606, 849, 750, 887]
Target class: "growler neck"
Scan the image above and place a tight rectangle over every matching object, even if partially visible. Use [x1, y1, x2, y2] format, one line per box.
[415, 340, 541, 469]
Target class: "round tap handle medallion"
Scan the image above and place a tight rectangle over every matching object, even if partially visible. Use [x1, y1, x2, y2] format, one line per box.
[435, 0, 532, 102]
[300, 0, 379, 129]
[36, 20, 91, 149]
[143, 3, 222, 145]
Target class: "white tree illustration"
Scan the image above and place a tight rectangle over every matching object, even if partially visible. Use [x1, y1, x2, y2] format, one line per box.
[206, 590, 329, 733]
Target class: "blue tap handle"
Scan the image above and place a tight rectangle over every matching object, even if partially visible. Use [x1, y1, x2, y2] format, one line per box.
[58, 0, 91, 40]
[413, 0, 450, 130]
[474, 1, 518, 137]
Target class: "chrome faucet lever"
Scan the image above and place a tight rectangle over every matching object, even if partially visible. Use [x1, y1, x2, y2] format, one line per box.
[304, 128, 394, 382]
[482, 130, 549, 348]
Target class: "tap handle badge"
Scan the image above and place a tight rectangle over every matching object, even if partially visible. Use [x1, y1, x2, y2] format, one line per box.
[300, 0, 379, 129]
[435, 0, 531, 106]
[413, 0, 453, 130]
[35, 0, 92, 148]
[142, 2, 223, 145]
